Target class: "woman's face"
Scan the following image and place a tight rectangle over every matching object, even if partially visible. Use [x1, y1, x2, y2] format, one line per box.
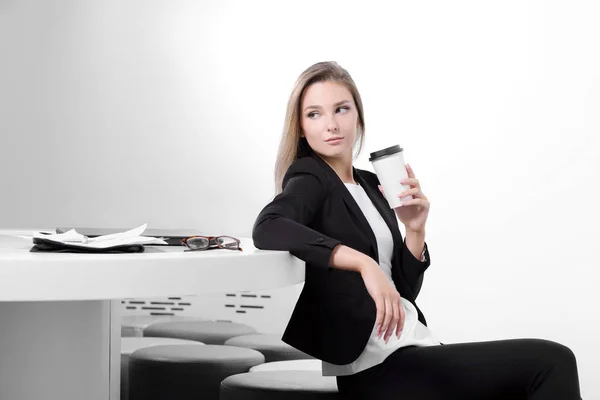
[300, 80, 359, 160]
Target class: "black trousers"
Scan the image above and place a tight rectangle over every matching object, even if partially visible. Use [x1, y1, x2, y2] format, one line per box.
[335, 338, 582, 400]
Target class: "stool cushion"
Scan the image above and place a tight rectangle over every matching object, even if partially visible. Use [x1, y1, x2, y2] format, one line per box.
[129, 344, 265, 400]
[121, 337, 203, 400]
[220, 370, 340, 400]
[143, 320, 257, 344]
[121, 315, 203, 337]
[122, 336, 204, 355]
[225, 334, 314, 362]
[249, 359, 322, 372]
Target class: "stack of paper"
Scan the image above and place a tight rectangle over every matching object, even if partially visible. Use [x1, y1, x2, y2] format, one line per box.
[25, 224, 167, 250]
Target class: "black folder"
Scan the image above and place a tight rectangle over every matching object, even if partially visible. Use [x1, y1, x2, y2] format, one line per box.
[31, 236, 145, 253]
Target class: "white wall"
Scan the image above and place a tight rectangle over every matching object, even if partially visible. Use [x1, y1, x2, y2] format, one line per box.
[1, 0, 599, 397]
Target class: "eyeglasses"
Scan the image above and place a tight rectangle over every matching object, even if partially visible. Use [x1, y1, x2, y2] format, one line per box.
[180, 235, 243, 251]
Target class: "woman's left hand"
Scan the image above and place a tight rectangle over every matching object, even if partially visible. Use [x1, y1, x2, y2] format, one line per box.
[378, 163, 430, 233]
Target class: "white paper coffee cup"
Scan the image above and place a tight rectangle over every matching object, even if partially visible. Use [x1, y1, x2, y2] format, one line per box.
[369, 145, 412, 209]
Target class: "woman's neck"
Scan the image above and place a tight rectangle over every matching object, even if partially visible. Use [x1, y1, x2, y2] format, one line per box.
[317, 152, 356, 184]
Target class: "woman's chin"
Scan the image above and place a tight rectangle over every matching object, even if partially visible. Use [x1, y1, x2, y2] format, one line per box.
[316, 147, 351, 160]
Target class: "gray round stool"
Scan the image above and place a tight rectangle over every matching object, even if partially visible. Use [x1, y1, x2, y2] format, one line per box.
[249, 359, 322, 372]
[224, 333, 314, 362]
[121, 337, 204, 400]
[129, 344, 265, 400]
[143, 320, 257, 344]
[121, 315, 203, 337]
[220, 370, 340, 400]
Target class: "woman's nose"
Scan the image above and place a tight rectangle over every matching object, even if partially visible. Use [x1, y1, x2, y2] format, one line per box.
[326, 117, 339, 132]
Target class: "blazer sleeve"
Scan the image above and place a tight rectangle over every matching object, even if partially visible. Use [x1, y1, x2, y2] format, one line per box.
[252, 158, 342, 269]
[400, 239, 431, 298]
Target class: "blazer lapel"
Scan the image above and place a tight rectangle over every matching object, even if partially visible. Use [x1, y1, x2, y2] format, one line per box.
[356, 169, 417, 300]
[354, 169, 404, 261]
[309, 153, 379, 261]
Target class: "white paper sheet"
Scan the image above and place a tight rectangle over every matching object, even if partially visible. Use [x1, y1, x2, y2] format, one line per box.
[23, 224, 167, 248]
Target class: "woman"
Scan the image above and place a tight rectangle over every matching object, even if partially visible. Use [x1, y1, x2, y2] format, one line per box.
[252, 61, 581, 399]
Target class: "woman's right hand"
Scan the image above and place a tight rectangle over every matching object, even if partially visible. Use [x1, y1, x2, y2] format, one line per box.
[360, 260, 405, 342]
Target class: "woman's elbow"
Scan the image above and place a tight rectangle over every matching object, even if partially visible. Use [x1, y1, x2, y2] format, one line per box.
[252, 216, 273, 250]
[252, 213, 294, 251]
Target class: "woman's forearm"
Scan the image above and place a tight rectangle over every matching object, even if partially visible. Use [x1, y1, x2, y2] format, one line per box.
[328, 244, 376, 273]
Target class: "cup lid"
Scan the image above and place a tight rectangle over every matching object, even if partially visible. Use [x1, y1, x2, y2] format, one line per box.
[368, 145, 403, 162]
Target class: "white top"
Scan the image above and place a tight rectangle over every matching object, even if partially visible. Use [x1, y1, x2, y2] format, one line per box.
[321, 183, 441, 376]
[0, 231, 304, 301]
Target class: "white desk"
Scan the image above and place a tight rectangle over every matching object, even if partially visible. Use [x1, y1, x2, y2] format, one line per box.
[0, 231, 304, 400]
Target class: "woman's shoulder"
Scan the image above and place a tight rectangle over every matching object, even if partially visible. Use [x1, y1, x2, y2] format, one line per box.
[287, 155, 322, 174]
[283, 156, 329, 189]
[285, 156, 332, 180]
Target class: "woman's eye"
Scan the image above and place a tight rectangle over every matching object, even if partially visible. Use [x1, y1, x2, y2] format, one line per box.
[307, 106, 349, 119]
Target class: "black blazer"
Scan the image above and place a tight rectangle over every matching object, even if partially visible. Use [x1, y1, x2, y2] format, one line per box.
[252, 151, 431, 365]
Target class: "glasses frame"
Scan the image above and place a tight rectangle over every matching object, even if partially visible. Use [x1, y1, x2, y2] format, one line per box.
[180, 235, 243, 251]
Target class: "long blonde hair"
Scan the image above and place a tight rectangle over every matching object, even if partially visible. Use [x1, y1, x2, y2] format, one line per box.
[274, 61, 366, 193]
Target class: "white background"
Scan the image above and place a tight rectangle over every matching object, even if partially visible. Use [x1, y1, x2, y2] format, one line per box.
[1, 1, 599, 397]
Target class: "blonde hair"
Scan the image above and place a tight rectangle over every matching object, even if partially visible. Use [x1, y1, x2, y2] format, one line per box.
[274, 61, 366, 193]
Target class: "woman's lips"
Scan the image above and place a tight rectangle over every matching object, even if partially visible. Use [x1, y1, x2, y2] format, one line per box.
[325, 137, 344, 145]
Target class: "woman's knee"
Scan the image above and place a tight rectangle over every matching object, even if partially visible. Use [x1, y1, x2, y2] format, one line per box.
[523, 338, 577, 367]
